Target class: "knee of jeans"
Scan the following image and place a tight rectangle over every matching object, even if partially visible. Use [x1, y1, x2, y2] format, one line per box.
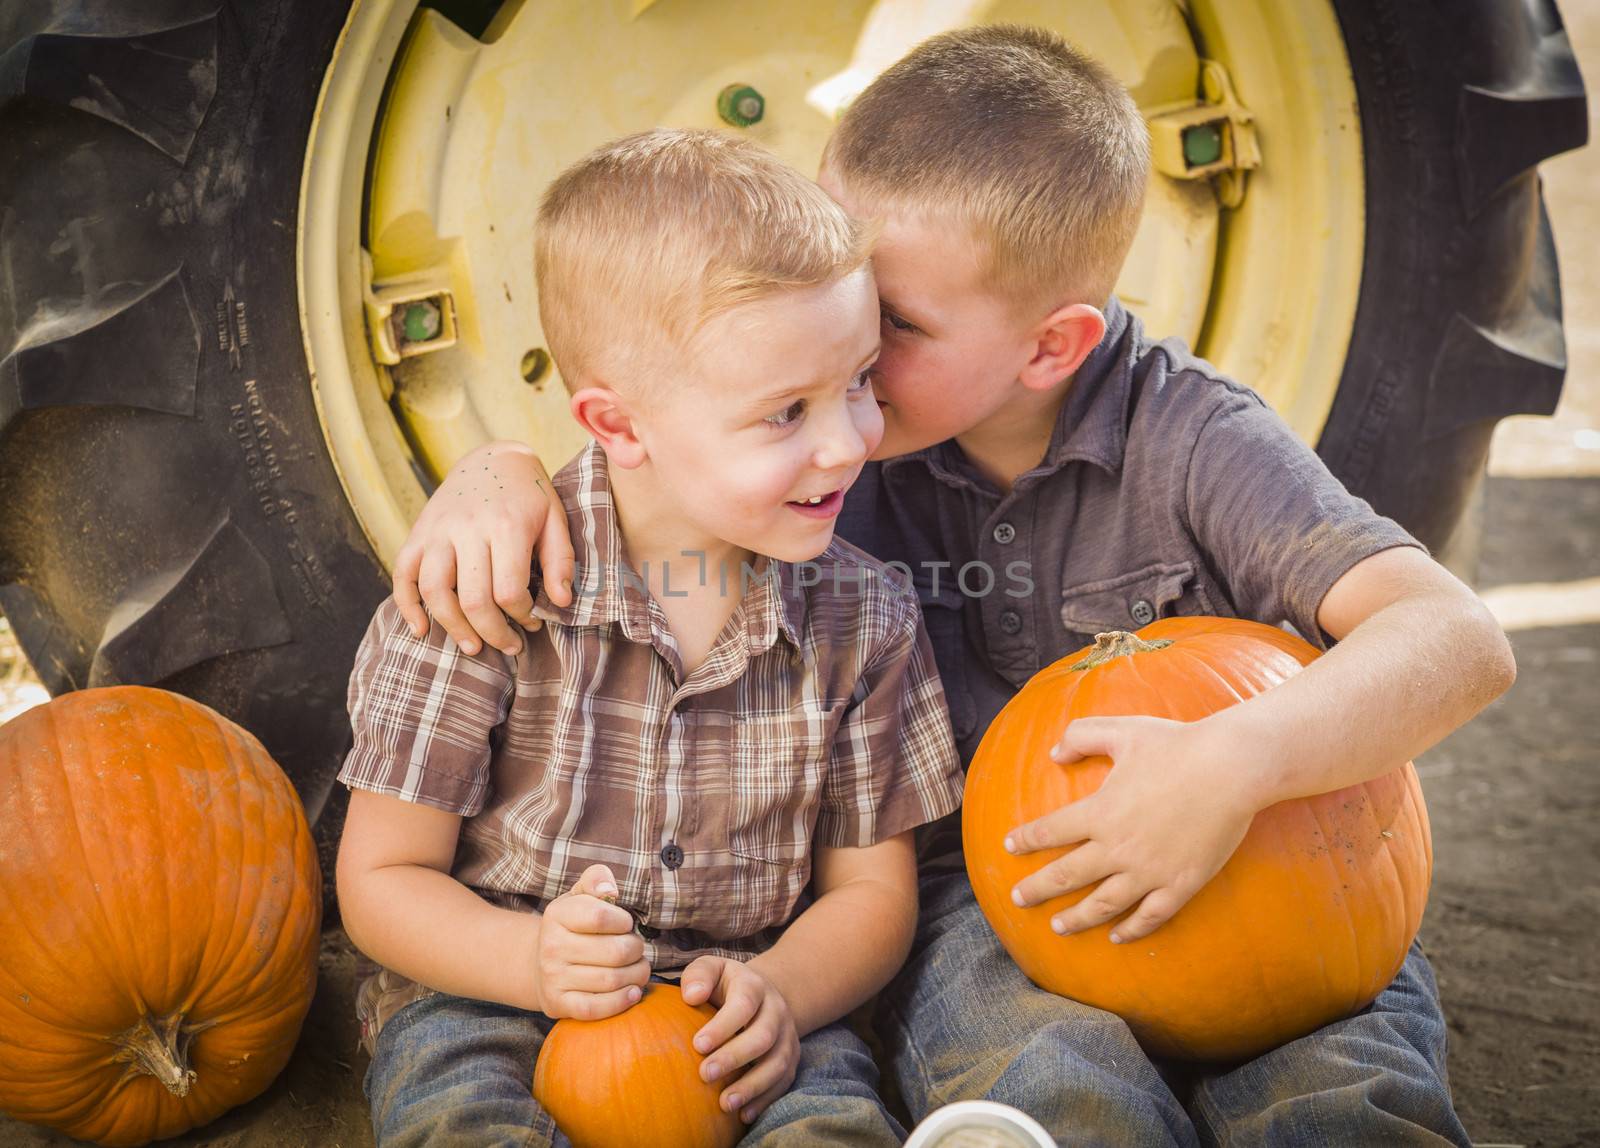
[797, 1022, 877, 1083]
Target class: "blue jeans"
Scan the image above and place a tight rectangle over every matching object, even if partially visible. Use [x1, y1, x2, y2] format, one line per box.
[876, 858, 1470, 1147]
[364, 984, 904, 1146]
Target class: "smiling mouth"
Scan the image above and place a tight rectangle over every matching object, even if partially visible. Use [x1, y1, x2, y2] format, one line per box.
[786, 489, 845, 516]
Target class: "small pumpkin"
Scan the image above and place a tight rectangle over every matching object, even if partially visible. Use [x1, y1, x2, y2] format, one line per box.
[0, 687, 321, 1146]
[533, 983, 744, 1148]
[963, 618, 1432, 1061]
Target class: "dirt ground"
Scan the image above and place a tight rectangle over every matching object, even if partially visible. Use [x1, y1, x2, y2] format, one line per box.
[5, 10, 1600, 1148]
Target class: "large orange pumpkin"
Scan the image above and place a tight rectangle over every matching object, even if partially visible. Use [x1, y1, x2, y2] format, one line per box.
[533, 983, 744, 1148]
[963, 618, 1432, 1062]
[0, 687, 321, 1146]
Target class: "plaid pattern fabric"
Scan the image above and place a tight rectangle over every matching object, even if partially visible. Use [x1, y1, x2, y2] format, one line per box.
[340, 442, 963, 1037]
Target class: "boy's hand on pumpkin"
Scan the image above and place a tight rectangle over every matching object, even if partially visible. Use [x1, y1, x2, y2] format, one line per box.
[536, 864, 650, 1020]
[1004, 714, 1259, 943]
[392, 441, 576, 657]
[680, 955, 799, 1124]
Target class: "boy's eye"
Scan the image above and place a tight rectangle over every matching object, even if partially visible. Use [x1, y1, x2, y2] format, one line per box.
[764, 399, 806, 428]
[847, 367, 874, 393]
[882, 309, 918, 334]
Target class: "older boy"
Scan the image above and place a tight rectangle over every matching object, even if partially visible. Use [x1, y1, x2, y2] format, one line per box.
[336, 128, 965, 1147]
[395, 27, 1513, 1146]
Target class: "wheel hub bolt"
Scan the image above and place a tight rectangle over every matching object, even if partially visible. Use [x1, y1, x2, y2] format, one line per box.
[1182, 121, 1224, 168]
[399, 299, 443, 344]
[717, 84, 765, 127]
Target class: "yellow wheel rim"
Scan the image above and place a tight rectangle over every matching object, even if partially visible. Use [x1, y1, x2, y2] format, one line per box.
[300, 0, 1363, 567]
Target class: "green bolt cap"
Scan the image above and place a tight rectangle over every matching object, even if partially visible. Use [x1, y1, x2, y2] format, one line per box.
[1183, 122, 1224, 169]
[401, 300, 443, 343]
[717, 84, 765, 128]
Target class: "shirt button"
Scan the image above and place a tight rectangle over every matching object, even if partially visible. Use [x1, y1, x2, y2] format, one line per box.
[992, 522, 1016, 544]
[660, 842, 684, 870]
[1130, 599, 1156, 626]
[999, 609, 1023, 635]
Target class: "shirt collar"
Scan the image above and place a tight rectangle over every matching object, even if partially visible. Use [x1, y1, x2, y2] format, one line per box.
[533, 442, 805, 654]
[739, 553, 808, 652]
[528, 442, 650, 642]
[1042, 294, 1138, 473]
[883, 295, 1140, 486]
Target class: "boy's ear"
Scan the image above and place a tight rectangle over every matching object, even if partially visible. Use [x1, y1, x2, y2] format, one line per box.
[1018, 303, 1107, 392]
[570, 386, 648, 469]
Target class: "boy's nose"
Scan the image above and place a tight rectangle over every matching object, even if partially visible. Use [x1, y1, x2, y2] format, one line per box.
[812, 403, 872, 472]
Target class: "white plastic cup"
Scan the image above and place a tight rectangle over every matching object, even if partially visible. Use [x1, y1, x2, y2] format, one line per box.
[902, 1099, 1058, 1148]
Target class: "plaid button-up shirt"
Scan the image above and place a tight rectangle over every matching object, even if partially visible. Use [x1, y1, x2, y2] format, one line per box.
[339, 442, 963, 1035]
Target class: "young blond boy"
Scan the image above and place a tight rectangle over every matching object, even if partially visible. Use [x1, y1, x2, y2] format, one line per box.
[395, 27, 1513, 1146]
[336, 128, 966, 1146]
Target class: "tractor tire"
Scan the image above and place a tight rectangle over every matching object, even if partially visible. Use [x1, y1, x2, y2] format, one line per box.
[0, 0, 1586, 893]
[1319, 0, 1586, 554]
[0, 1, 375, 892]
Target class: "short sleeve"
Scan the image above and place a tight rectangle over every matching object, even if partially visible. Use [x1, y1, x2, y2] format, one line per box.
[337, 598, 516, 816]
[1184, 388, 1423, 648]
[815, 607, 966, 849]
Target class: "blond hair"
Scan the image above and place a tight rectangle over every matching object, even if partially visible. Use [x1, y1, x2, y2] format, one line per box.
[536, 128, 873, 391]
[822, 24, 1149, 314]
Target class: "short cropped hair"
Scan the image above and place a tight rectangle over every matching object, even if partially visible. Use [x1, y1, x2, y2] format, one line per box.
[822, 24, 1149, 314]
[536, 128, 874, 391]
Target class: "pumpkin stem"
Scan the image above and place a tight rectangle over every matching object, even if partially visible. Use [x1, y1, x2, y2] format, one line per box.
[109, 1011, 200, 1098]
[1068, 630, 1173, 671]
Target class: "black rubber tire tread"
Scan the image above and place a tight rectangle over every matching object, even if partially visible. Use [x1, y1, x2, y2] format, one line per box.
[0, 1, 378, 896]
[1317, 0, 1587, 551]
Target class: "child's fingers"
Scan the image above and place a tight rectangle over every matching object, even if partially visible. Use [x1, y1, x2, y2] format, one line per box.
[710, 1007, 793, 1114]
[1048, 715, 1123, 764]
[533, 458, 578, 608]
[1048, 872, 1149, 938]
[545, 982, 643, 1022]
[549, 899, 637, 941]
[703, 998, 784, 1090]
[559, 959, 652, 995]
[417, 545, 480, 655]
[1004, 795, 1093, 857]
[455, 536, 526, 657]
[562, 928, 647, 972]
[570, 863, 618, 901]
[547, 864, 634, 937]
[726, 1059, 796, 1125]
[1108, 885, 1192, 945]
[696, 989, 771, 1077]
[692, 977, 761, 1059]
[1010, 841, 1113, 908]
[679, 956, 724, 1008]
[488, 525, 539, 635]
[391, 542, 429, 637]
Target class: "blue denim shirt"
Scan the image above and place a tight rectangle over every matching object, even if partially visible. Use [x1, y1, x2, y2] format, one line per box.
[836, 297, 1419, 777]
